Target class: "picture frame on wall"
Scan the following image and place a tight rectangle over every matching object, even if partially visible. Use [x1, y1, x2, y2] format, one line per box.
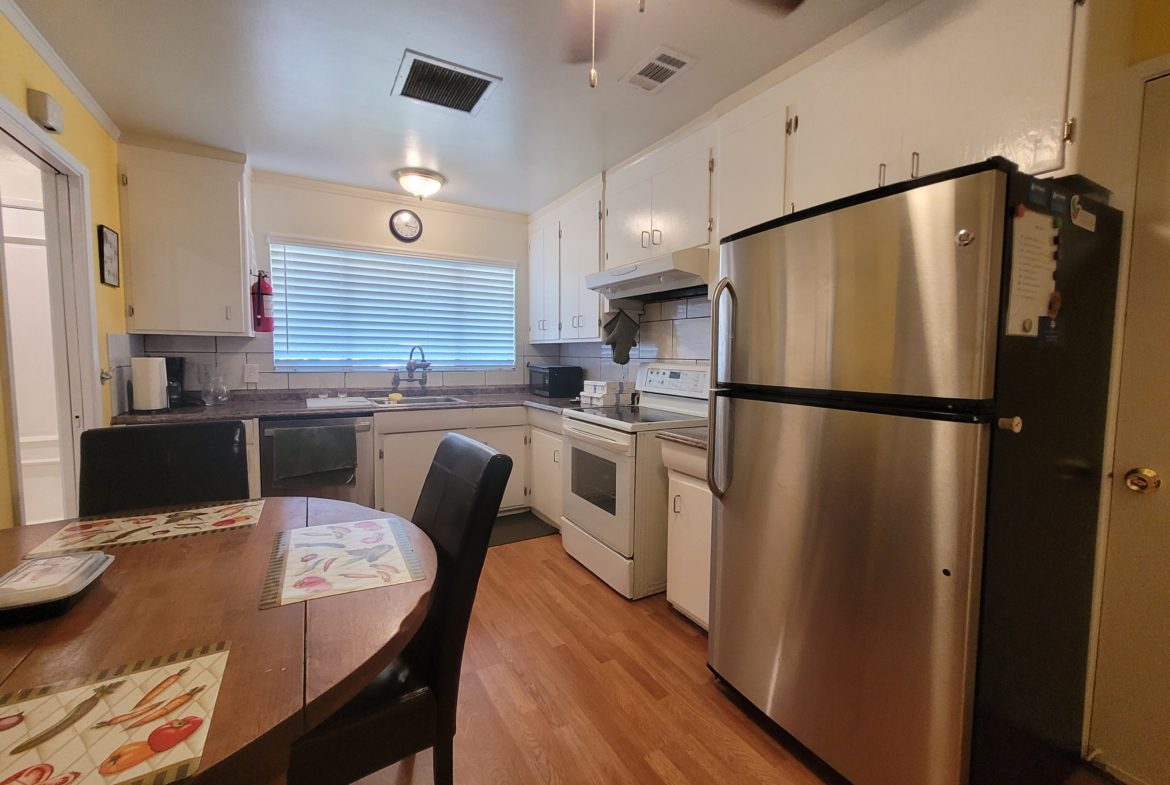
[98, 224, 119, 287]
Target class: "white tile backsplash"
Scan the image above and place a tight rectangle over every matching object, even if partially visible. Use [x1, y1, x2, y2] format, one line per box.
[256, 372, 289, 390]
[442, 371, 486, 387]
[344, 372, 394, 389]
[673, 317, 711, 360]
[107, 333, 132, 369]
[144, 335, 216, 353]
[686, 296, 712, 318]
[486, 367, 524, 386]
[216, 333, 274, 353]
[638, 320, 673, 359]
[287, 372, 345, 389]
[659, 299, 687, 321]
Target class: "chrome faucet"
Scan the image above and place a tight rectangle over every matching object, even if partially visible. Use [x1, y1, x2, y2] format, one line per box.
[392, 345, 431, 392]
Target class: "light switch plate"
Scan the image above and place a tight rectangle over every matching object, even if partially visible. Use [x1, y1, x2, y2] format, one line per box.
[243, 363, 260, 384]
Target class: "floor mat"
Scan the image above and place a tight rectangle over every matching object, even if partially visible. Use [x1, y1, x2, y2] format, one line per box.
[490, 511, 558, 547]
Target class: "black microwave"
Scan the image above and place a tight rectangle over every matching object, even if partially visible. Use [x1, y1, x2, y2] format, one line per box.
[529, 364, 584, 398]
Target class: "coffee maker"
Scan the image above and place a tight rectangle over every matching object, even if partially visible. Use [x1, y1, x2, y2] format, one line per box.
[164, 356, 185, 408]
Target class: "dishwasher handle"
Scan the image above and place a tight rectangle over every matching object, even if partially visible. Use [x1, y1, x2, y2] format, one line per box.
[263, 420, 371, 437]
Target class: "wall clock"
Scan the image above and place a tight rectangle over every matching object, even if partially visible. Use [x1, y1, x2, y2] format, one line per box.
[389, 209, 423, 243]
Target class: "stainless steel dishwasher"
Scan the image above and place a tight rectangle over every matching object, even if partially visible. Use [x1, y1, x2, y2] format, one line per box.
[259, 416, 374, 506]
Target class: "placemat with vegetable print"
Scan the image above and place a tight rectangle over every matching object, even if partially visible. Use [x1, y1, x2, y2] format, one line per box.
[27, 501, 265, 557]
[260, 517, 425, 609]
[0, 641, 229, 785]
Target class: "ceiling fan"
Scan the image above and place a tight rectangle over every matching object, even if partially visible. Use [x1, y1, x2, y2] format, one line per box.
[561, 0, 806, 82]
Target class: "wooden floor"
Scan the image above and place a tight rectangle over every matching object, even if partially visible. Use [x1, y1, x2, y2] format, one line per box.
[355, 533, 836, 785]
[357, 534, 1114, 785]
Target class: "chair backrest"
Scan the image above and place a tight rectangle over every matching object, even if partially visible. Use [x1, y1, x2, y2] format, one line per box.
[407, 432, 512, 737]
[78, 421, 250, 516]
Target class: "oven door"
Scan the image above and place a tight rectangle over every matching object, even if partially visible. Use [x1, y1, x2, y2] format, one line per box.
[562, 419, 636, 556]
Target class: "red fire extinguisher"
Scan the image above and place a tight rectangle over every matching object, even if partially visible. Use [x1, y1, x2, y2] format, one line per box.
[252, 271, 275, 332]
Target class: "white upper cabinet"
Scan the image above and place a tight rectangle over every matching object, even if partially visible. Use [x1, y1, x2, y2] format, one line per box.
[777, 0, 1075, 214]
[716, 85, 792, 238]
[899, 0, 1075, 178]
[604, 125, 713, 269]
[784, 33, 904, 213]
[529, 175, 603, 345]
[527, 217, 560, 344]
[558, 181, 603, 342]
[603, 177, 653, 269]
[119, 144, 253, 336]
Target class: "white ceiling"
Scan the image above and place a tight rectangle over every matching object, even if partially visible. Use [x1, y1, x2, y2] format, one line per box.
[16, 0, 885, 213]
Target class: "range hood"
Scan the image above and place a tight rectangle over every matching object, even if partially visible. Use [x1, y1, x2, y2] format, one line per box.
[586, 247, 709, 299]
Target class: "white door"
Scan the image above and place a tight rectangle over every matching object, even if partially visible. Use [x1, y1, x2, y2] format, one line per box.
[784, 35, 902, 212]
[1089, 74, 1170, 785]
[377, 429, 463, 518]
[603, 176, 652, 268]
[666, 471, 712, 629]
[900, 0, 1074, 177]
[468, 425, 527, 510]
[541, 224, 560, 341]
[0, 133, 79, 524]
[558, 187, 601, 341]
[649, 149, 711, 253]
[529, 427, 563, 522]
[717, 104, 789, 237]
[527, 224, 546, 343]
[120, 145, 250, 335]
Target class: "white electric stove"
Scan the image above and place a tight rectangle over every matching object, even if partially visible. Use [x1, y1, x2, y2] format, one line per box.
[560, 364, 709, 599]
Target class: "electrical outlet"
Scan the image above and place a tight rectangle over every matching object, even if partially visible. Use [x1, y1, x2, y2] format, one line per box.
[243, 363, 260, 384]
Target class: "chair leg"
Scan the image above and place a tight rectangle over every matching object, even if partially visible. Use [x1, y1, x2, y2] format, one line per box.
[433, 738, 453, 785]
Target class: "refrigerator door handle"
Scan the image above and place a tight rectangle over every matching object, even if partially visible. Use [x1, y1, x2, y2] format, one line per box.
[708, 277, 737, 499]
[707, 393, 729, 498]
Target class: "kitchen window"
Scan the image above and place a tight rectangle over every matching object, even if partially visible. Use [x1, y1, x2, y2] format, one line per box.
[269, 240, 516, 370]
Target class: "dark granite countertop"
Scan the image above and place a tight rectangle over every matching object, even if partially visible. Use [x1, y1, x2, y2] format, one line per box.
[111, 386, 579, 425]
[655, 427, 709, 450]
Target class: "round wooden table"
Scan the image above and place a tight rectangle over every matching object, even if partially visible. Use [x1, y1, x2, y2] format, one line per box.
[0, 497, 437, 785]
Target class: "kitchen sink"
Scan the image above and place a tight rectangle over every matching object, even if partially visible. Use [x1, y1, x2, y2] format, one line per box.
[367, 395, 466, 407]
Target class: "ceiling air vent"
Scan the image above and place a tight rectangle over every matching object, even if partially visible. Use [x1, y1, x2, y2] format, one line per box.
[623, 46, 695, 93]
[392, 50, 501, 115]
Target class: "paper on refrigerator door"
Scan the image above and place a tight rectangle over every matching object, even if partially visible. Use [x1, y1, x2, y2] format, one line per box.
[1005, 207, 1059, 337]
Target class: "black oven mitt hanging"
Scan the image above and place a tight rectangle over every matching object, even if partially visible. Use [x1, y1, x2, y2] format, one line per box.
[602, 308, 640, 365]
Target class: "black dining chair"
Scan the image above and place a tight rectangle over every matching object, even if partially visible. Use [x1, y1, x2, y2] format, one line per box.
[288, 432, 513, 785]
[78, 421, 250, 516]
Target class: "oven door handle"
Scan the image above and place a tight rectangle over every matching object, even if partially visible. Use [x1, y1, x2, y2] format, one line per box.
[563, 424, 634, 456]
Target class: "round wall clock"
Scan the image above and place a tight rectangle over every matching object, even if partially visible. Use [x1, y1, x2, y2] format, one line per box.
[389, 209, 423, 243]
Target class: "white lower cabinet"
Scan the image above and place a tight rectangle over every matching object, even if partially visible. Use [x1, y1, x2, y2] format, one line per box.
[374, 408, 528, 518]
[469, 425, 528, 511]
[661, 440, 712, 629]
[528, 427, 563, 524]
[378, 429, 464, 518]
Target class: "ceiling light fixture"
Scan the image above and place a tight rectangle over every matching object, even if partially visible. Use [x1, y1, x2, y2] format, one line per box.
[394, 167, 446, 199]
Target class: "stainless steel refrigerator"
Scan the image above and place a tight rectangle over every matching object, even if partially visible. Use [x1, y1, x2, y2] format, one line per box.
[707, 159, 1121, 785]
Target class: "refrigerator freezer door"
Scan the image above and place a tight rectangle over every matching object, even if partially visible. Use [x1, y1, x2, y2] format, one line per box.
[708, 396, 988, 785]
[718, 168, 1006, 400]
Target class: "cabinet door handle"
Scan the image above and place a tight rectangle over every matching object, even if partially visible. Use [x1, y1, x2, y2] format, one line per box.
[878, 162, 887, 187]
[553, 449, 560, 463]
[673, 494, 682, 514]
[225, 305, 231, 320]
[641, 230, 650, 248]
[651, 228, 662, 246]
[911, 151, 921, 179]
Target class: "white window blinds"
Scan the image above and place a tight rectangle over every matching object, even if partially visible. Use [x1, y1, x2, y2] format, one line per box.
[270, 241, 516, 370]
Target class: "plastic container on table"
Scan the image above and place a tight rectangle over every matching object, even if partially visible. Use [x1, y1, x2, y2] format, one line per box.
[0, 551, 113, 624]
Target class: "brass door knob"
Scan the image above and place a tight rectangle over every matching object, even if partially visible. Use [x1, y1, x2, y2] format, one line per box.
[1124, 467, 1161, 494]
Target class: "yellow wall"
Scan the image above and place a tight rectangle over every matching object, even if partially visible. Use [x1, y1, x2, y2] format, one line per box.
[1132, 0, 1170, 63]
[0, 13, 124, 527]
